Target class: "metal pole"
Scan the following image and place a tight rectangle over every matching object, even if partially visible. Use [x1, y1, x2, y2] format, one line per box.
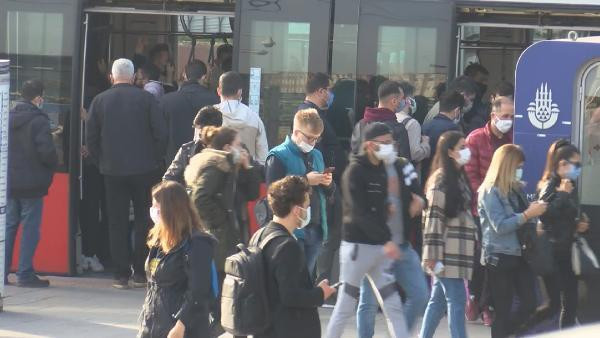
[0, 59, 11, 312]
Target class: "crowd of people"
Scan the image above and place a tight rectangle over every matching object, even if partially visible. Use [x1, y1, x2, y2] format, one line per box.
[3, 56, 593, 338]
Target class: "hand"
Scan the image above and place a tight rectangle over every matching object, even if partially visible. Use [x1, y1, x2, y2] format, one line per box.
[97, 58, 108, 75]
[321, 172, 333, 186]
[421, 135, 429, 144]
[81, 145, 90, 158]
[80, 107, 88, 121]
[383, 241, 401, 260]
[239, 149, 251, 169]
[423, 259, 436, 272]
[318, 279, 337, 300]
[409, 193, 425, 218]
[167, 320, 185, 338]
[525, 201, 547, 219]
[577, 220, 590, 233]
[557, 179, 574, 194]
[306, 171, 325, 186]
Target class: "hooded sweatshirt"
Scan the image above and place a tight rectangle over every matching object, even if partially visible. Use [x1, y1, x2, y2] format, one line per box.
[216, 100, 269, 165]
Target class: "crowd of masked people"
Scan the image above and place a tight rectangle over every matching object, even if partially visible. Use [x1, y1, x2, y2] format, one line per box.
[4, 57, 594, 338]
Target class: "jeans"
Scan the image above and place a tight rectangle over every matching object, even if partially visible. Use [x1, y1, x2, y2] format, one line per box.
[296, 225, 323, 275]
[357, 243, 429, 336]
[419, 277, 467, 338]
[4, 198, 44, 282]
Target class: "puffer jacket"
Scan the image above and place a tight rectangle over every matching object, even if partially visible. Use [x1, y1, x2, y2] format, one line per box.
[138, 231, 216, 338]
[184, 148, 261, 270]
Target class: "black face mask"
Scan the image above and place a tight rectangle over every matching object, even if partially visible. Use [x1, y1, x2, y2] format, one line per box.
[476, 82, 487, 98]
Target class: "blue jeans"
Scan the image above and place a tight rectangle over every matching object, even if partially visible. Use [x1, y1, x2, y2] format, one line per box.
[419, 277, 467, 338]
[357, 243, 429, 336]
[296, 225, 323, 275]
[4, 198, 44, 282]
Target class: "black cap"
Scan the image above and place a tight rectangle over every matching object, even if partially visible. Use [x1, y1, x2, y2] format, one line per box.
[363, 122, 392, 141]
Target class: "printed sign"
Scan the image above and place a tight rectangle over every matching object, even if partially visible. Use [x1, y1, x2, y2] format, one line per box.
[0, 60, 9, 307]
[527, 83, 560, 130]
[249, 67, 261, 115]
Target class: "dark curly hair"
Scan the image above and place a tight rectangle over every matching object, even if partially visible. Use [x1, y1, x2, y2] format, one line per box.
[268, 176, 312, 218]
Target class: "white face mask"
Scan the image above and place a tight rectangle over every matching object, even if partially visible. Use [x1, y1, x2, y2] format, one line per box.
[297, 141, 314, 153]
[297, 206, 311, 228]
[231, 147, 242, 164]
[494, 118, 513, 134]
[515, 168, 523, 181]
[149, 207, 160, 224]
[456, 148, 471, 166]
[374, 143, 396, 163]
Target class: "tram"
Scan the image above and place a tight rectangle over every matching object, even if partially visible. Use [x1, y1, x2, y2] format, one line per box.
[2, 1, 600, 284]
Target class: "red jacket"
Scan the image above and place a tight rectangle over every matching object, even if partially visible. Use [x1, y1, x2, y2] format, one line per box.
[465, 122, 512, 215]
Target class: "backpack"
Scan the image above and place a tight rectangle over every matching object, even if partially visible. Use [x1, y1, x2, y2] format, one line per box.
[220, 227, 286, 335]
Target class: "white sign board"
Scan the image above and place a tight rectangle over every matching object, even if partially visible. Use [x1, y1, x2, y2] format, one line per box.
[0, 60, 9, 311]
[248, 67, 261, 115]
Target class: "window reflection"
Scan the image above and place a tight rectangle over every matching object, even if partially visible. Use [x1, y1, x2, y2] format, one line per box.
[581, 63, 600, 206]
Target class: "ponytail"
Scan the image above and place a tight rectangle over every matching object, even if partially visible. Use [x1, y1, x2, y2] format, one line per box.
[201, 126, 238, 150]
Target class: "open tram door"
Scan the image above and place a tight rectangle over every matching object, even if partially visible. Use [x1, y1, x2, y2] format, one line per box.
[514, 36, 600, 323]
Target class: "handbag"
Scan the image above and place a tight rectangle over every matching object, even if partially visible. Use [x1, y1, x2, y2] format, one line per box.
[571, 234, 600, 278]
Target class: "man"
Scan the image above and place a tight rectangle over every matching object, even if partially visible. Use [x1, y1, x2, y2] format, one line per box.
[161, 60, 219, 164]
[86, 58, 168, 289]
[423, 75, 478, 125]
[136, 63, 164, 100]
[5, 80, 58, 287]
[351, 80, 411, 161]
[266, 109, 334, 273]
[326, 123, 410, 338]
[464, 63, 490, 101]
[207, 44, 233, 92]
[422, 90, 465, 178]
[355, 121, 429, 336]
[216, 71, 269, 164]
[252, 176, 336, 338]
[396, 81, 431, 165]
[163, 106, 223, 184]
[463, 63, 491, 134]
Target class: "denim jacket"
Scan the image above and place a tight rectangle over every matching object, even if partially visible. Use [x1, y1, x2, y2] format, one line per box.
[478, 186, 527, 264]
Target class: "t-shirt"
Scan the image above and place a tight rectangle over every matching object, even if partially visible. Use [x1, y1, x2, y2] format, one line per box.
[385, 163, 404, 244]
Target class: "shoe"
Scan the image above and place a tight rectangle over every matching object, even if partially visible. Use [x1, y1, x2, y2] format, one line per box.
[131, 275, 147, 288]
[465, 295, 480, 321]
[482, 308, 494, 327]
[81, 255, 90, 270]
[88, 255, 104, 272]
[17, 275, 50, 288]
[112, 277, 130, 289]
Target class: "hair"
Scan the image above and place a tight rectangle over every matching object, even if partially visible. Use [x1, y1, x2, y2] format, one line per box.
[490, 81, 515, 100]
[464, 63, 489, 77]
[434, 82, 447, 101]
[201, 126, 238, 150]
[21, 79, 44, 101]
[448, 75, 478, 96]
[293, 108, 324, 134]
[397, 81, 415, 97]
[439, 90, 465, 113]
[377, 80, 402, 101]
[490, 96, 513, 115]
[427, 130, 467, 218]
[268, 176, 311, 218]
[217, 44, 234, 60]
[305, 72, 330, 95]
[141, 63, 160, 81]
[479, 144, 526, 196]
[147, 181, 204, 252]
[538, 139, 580, 190]
[185, 60, 208, 81]
[194, 106, 223, 128]
[221, 56, 233, 72]
[219, 71, 243, 97]
[149, 43, 169, 61]
[111, 58, 135, 81]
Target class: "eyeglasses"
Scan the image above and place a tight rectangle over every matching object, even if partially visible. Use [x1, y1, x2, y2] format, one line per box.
[298, 130, 321, 144]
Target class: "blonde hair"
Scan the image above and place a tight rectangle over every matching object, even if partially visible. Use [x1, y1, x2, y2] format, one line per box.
[479, 144, 525, 196]
[293, 108, 324, 134]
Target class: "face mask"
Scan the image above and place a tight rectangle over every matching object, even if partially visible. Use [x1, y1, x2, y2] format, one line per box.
[456, 148, 471, 166]
[515, 168, 523, 181]
[408, 97, 417, 115]
[462, 100, 473, 113]
[567, 164, 582, 180]
[297, 206, 311, 228]
[297, 141, 314, 153]
[374, 143, 395, 161]
[326, 90, 335, 109]
[193, 128, 201, 142]
[231, 147, 242, 164]
[452, 110, 462, 124]
[494, 118, 513, 134]
[396, 98, 407, 113]
[149, 207, 160, 224]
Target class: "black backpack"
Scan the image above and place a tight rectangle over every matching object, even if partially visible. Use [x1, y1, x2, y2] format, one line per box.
[220, 227, 286, 335]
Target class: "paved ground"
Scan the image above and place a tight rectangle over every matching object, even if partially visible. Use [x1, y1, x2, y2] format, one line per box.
[0, 275, 492, 338]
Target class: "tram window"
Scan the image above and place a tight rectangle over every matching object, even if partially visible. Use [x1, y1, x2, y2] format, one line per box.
[581, 62, 600, 206]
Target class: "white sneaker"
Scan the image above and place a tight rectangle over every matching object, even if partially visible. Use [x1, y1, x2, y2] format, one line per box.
[80, 255, 90, 270]
[88, 255, 104, 272]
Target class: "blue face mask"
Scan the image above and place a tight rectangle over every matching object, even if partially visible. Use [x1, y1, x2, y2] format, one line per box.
[326, 90, 335, 109]
[567, 164, 581, 180]
[396, 98, 407, 113]
[515, 168, 523, 181]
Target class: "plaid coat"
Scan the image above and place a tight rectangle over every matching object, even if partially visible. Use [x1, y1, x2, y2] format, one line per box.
[422, 169, 478, 280]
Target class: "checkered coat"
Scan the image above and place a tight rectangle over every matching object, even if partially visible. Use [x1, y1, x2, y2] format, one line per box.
[422, 169, 478, 280]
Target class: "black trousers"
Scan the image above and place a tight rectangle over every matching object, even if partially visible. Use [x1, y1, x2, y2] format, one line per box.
[316, 188, 342, 283]
[80, 163, 109, 261]
[104, 170, 159, 279]
[487, 254, 537, 338]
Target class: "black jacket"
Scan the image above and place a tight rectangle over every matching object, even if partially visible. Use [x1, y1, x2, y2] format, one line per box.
[253, 222, 323, 338]
[139, 231, 216, 338]
[539, 176, 580, 252]
[422, 114, 461, 177]
[86, 83, 168, 176]
[342, 153, 424, 245]
[161, 81, 218, 164]
[163, 140, 204, 184]
[8, 102, 58, 198]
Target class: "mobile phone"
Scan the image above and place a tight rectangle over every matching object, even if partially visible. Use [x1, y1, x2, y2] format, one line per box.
[539, 192, 556, 203]
[331, 281, 343, 289]
[324, 167, 335, 174]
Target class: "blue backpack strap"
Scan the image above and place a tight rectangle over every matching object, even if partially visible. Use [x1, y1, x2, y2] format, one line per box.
[210, 260, 219, 298]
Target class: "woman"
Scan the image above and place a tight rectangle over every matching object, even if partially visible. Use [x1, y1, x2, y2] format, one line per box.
[478, 144, 547, 338]
[526, 139, 589, 329]
[138, 181, 216, 338]
[419, 131, 478, 338]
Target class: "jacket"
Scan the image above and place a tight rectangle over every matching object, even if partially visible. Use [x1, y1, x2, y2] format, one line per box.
[138, 231, 216, 338]
[163, 140, 204, 184]
[465, 122, 512, 215]
[8, 101, 58, 198]
[144, 81, 164, 100]
[538, 176, 579, 252]
[161, 82, 218, 164]
[184, 148, 260, 270]
[422, 169, 478, 279]
[351, 107, 411, 161]
[86, 83, 168, 176]
[396, 111, 431, 163]
[253, 222, 323, 338]
[342, 153, 424, 245]
[479, 186, 527, 261]
[422, 114, 461, 177]
[216, 100, 269, 165]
